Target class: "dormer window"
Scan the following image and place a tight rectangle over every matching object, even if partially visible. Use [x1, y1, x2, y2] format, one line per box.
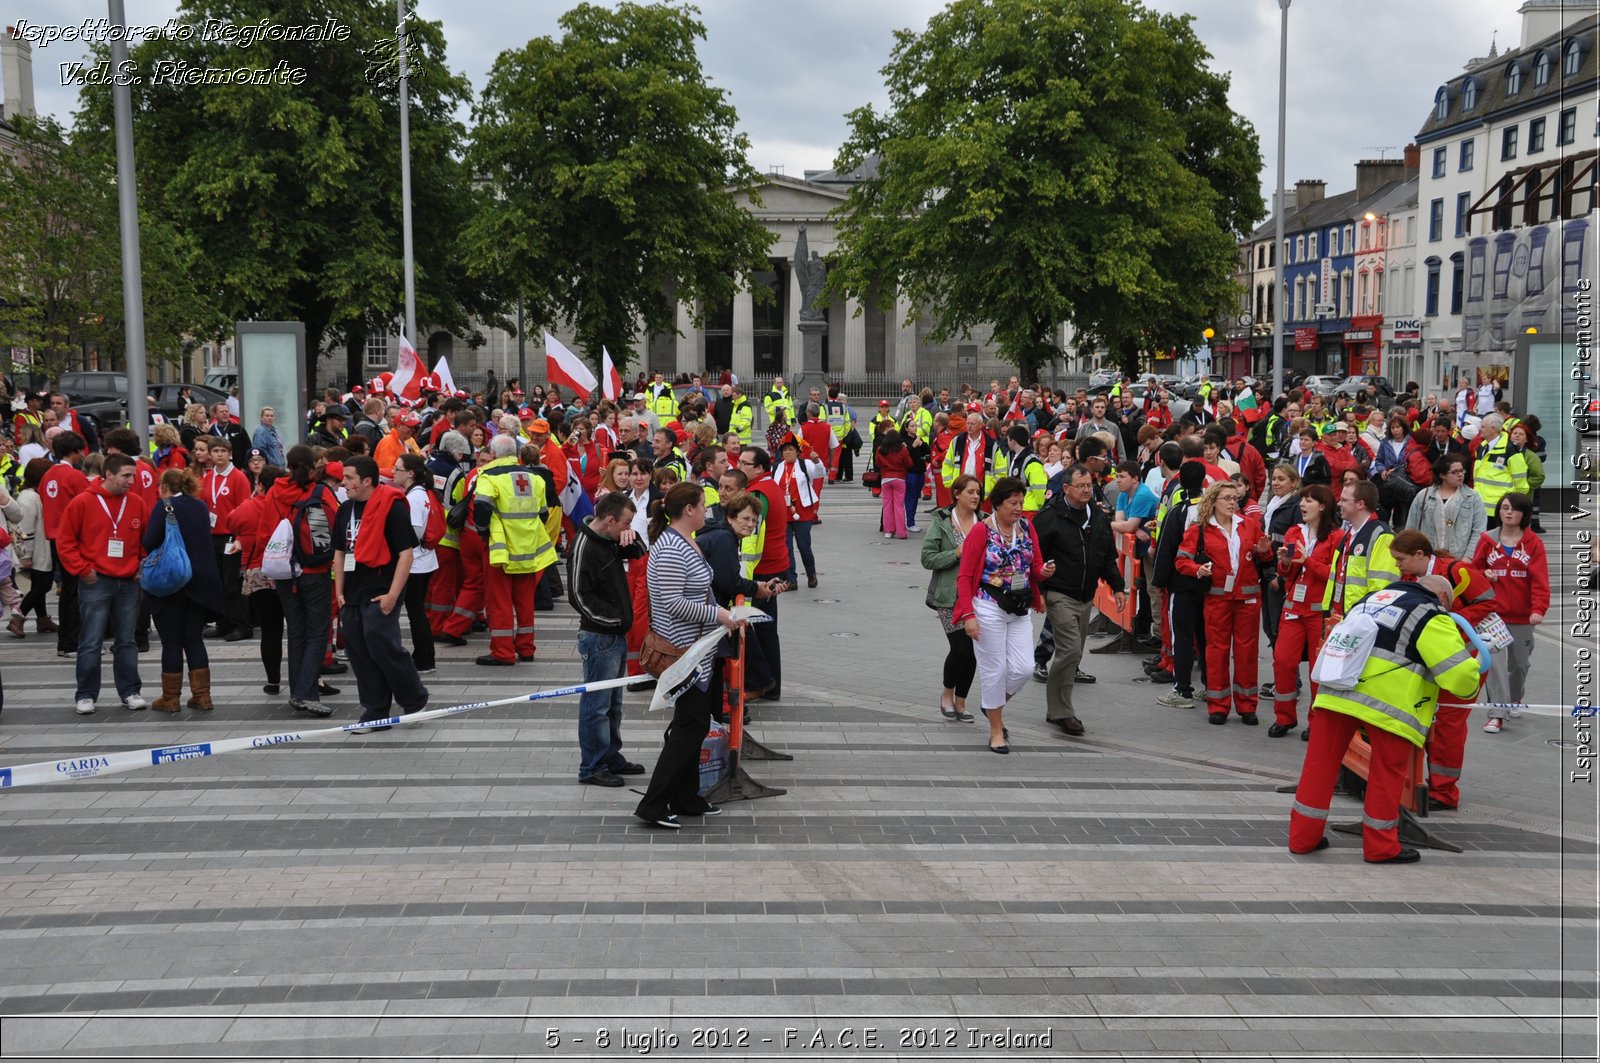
[1535, 51, 1552, 86]
[1565, 37, 1584, 77]
[1462, 79, 1477, 111]
[1506, 61, 1522, 96]
[1434, 87, 1449, 119]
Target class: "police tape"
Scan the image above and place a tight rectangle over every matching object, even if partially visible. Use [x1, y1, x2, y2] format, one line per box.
[1460, 703, 1596, 718]
[0, 612, 762, 792]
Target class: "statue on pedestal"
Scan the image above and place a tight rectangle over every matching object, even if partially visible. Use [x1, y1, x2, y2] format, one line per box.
[794, 224, 827, 323]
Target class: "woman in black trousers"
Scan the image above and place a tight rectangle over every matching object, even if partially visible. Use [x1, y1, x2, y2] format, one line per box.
[141, 468, 225, 711]
[634, 484, 738, 829]
[393, 454, 437, 672]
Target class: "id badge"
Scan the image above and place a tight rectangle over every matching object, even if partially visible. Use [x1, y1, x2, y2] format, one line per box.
[1010, 572, 1028, 592]
[107, 539, 125, 559]
[209, 512, 218, 529]
[343, 553, 356, 572]
[1292, 583, 1308, 603]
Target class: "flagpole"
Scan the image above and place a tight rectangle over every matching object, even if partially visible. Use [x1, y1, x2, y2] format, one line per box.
[397, 0, 417, 345]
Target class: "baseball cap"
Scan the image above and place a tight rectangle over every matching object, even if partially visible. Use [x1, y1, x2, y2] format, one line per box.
[324, 461, 344, 480]
[1321, 421, 1347, 437]
[249, 448, 263, 459]
[528, 418, 551, 434]
[632, 392, 647, 402]
[519, 406, 538, 420]
[879, 399, 890, 408]
[399, 412, 421, 428]
[351, 384, 366, 393]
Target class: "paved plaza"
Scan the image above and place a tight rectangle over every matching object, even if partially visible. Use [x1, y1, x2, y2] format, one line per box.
[0, 486, 1595, 1061]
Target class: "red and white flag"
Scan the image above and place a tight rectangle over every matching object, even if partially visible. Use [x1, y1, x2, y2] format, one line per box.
[545, 331, 597, 401]
[601, 346, 623, 403]
[433, 355, 457, 396]
[392, 334, 424, 402]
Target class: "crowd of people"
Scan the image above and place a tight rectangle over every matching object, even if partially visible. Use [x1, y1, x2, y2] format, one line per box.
[0, 366, 1557, 850]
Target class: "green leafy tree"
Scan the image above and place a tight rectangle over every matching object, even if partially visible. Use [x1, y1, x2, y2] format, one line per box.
[827, 0, 1263, 383]
[75, 0, 500, 387]
[464, 2, 775, 376]
[0, 116, 217, 381]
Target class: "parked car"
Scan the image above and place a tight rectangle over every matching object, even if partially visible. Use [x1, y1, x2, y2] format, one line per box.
[58, 371, 130, 404]
[52, 377, 228, 436]
[1300, 374, 1343, 399]
[1333, 375, 1397, 408]
[203, 366, 238, 392]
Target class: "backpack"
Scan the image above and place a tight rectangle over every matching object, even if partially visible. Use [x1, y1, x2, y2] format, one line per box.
[291, 484, 335, 569]
[411, 485, 446, 549]
[261, 517, 299, 581]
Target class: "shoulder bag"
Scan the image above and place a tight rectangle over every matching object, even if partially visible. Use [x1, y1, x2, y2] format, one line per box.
[139, 501, 193, 597]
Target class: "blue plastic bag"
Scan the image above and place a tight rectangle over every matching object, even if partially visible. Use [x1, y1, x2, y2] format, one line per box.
[139, 502, 192, 597]
[698, 721, 729, 796]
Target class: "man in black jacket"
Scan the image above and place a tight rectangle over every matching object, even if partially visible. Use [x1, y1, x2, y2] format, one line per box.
[1032, 465, 1126, 736]
[568, 492, 647, 787]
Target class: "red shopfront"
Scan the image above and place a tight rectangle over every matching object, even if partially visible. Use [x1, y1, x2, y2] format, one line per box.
[1222, 339, 1251, 379]
[1345, 315, 1383, 376]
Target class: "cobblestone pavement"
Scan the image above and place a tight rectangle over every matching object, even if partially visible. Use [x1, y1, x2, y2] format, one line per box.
[0, 485, 1595, 1060]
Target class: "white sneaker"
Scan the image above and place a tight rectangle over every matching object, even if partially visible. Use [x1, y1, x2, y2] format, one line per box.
[1508, 703, 1526, 719]
[123, 694, 148, 711]
[74, 698, 96, 715]
[1483, 717, 1504, 733]
[907, 524, 922, 533]
[883, 532, 892, 539]
[1157, 690, 1196, 709]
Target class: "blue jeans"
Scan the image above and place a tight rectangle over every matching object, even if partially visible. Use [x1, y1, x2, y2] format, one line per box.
[905, 471, 925, 527]
[785, 519, 815, 582]
[577, 631, 628, 779]
[76, 575, 142, 703]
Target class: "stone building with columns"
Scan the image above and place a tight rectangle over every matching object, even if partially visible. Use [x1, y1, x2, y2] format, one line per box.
[339, 170, 1031, 395]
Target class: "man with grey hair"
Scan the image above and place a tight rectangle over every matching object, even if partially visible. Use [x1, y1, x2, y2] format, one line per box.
[422, 428, 476, 640]
[1470, 412, 1528, 527]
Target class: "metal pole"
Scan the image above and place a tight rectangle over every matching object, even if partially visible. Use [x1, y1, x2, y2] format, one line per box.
[108, 0, 147, 449]
[397, 0, 417, 345]
[1271, 0, 1291, 397]
[516, 298, 526, 392]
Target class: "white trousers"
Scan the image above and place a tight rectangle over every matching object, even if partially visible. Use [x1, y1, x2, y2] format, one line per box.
[972, 596, 1034, 711]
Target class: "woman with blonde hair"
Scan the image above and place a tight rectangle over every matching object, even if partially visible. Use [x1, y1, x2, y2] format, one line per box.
[1175, 479, 1269, 725]
[151, 422, 189, 471]
[595, 456, 631, 500]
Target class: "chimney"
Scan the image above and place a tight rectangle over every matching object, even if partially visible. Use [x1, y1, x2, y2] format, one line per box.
[1355, 158, 1407, 200]
[0, 27, 34, 121]
[1294, 179, 1326, 211]
[1403, 143, 1420, 176]
[1519, 0, 1587, 49]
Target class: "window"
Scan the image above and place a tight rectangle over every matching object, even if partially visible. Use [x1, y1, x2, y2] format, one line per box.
[1432, 146, 1446, 177]
[1502, 126, 1518, 160]
[1529, 117, 1546, 153]
[1392, 217, 1403, 244]
[1558, 107, 1577, 145]
[1322, 230, 1332, 256]
[1459, 138, 1475, 171]
[1331, 274, 1341, 317]
[1491, 238, 1513, 299]
[1257, 245, 1266, 269]
[1506, 61, 1523, 96]
[1293, 277, 1305, 320]
[1434, 87, 1449, 119]
[1429, 198, 1444, 241]
[1535, 51, 1551, 86]
[1282, 239, 1290, 265]
[1358, 270, 1370, 313]
[364, 331, 390, 371]
[1526, 227, 1549, 295]
[1340, 268, 1352, 317]
[1344, 224, 1354, 251]
[1455, 192, 1471, 237]
[1255, 284, 1265, 321]
[1295, 235, 1305, 262]
[1449, 252, 1464, 315]
[1372, 268, 1384, 314]
[1462, 79, 1477, 111]
[1359, 222, 1370, 251]
[1565, 38, 1583, 77]
[1425, 258, 1441, 316]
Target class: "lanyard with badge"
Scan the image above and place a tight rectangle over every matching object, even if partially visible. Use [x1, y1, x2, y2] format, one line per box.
[208, 471, 226, 528]
[345, 512, 361, 572]
[100, 495, 130, 559]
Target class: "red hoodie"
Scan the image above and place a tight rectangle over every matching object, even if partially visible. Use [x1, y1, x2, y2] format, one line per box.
[39, 462, 89, 539]
[1315, 440, 1359, 484]
[57, 481, 146, 579]
[255, 477, 340, 575]
[1470, 530, 1551, 624]
[201, 464, 250, 536]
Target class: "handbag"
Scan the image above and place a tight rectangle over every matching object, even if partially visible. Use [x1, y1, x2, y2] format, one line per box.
[861, 468, 882, 489]
[139, 502, 193, 597]
[639, 628, 691, 678]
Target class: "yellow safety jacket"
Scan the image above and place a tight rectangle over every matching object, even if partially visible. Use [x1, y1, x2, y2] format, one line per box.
[1309, 583, 1482, 748]
[739, 491, 766, 579]
[762, 386, 795, 427]
[437, 465, 471, 551]
[474, 455, 555, 574]
[728, 397, 754, 444]
[1471, 433, 1528, 515]
[825, 400, 853, 441]
[656, 448, 690, 483]
[1323, 517, 1398, 613]
[1010, 449, 1049, 513]
[649, 383, 678, 421]
[900, 407, 932, 442]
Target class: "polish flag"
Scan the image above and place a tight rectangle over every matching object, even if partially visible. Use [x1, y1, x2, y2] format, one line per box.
[601, 347, 623, 403]
[433, 354, 457, 396]
[545, 331, 597, 401]
[392, 334, 424, 402]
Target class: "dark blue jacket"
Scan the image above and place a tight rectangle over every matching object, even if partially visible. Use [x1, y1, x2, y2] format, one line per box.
[141, 492, 224, 617]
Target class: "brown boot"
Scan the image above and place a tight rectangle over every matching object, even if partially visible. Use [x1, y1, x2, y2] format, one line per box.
[36, 615, 59, 634]
[152, 672, 183, 712]
[7, 614, 24, 638]
[186, 667, 213, 711]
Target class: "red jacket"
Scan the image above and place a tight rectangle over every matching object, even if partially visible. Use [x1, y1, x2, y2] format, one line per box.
[130, 458, 160, 513]
[875, 444, 914, 479]
[1175, 513, 1266, 599]
[254, 477, 340, 575]
[1470, 530, 1551, 623]
[39, 462, 89, 539]
[57, 481, 146, 579]
[1315, 441, 1359, 484]
[228, 493, 269, 570]
[746, 474, 790, 576]
[1233, 442, 1267, 500]
[1277, 523, 1345, 619]
[201, 465, 251, 535]
[952, 517, 1049, 623]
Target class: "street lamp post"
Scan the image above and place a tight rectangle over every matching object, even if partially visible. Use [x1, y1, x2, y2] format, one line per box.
[108, 0, 147, 450]
[1271, 0, 1291, 398]
[397, 0, 417, 346]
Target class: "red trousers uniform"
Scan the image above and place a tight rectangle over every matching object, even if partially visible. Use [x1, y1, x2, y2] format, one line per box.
[1271, 613, 1325, 727]
[484, 565, 539, 662]
[425, 546, 462, 636]
[439, 529, 486, 638]
[1289, 708, 1413, 861]
[625, 556, 650, 676]
[1202, 594, 1260, 716]
[1426, 682, 1482, 808]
